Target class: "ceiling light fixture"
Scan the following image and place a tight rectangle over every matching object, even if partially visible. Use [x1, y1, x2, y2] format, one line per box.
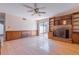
[23, 3, 46, 16]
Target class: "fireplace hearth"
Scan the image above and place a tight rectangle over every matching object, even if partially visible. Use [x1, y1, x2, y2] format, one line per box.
[53, 27, 70, 39]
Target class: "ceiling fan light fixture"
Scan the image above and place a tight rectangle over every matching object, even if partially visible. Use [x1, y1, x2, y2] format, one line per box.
[23, 3, 46, 16]
[22, 18, 27, 20]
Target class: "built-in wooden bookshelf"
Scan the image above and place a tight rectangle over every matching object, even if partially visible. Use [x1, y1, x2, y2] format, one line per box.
[72, 12, 79, 43]
[49, 14, 72, 42]
[54, 15, 72, 26]
[48, 12, 79, 43]
[49, 15, 72, 32]
[49, 18, 55, 32]
[72, 13, 79, 32]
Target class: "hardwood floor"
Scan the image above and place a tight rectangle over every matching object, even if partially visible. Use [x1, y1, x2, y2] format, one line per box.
[1, 34, 79, 55]
[0, 36, 4, 55]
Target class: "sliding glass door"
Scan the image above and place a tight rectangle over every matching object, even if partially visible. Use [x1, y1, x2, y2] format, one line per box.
[38, 21, 49, 35]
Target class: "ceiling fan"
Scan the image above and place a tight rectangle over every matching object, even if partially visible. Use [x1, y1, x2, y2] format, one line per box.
[23, 3, 46, 16]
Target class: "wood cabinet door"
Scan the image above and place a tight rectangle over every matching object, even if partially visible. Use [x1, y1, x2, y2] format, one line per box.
[72, 32, 79, 43]
[6, 31, 22, 41]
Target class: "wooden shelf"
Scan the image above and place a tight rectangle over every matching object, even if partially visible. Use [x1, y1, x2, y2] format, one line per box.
[49, 15, 72, 32]
[48, 12, 79, 43]
[54, 15, 72, 26]
[71, 12, 79, 43]
[72, 13, 79, 32]
[49, 18, 54, 32]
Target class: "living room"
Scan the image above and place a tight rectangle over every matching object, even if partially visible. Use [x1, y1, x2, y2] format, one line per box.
[0, 3, 79, 55]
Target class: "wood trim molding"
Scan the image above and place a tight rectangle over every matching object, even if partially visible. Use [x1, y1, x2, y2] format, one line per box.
[72, 12, 79, 15]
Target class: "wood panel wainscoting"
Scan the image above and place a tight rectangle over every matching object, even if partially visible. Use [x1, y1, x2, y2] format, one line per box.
[6, 30, 37, 41]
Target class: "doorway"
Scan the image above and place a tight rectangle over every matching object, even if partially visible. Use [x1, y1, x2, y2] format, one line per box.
[37, 19, 49, 51]
[0, 13, 5, 52]
[38, 19, 49, 37]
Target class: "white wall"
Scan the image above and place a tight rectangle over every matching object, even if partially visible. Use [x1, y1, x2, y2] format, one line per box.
[0, 23, 4, 35]
[5, 14, 37, 31]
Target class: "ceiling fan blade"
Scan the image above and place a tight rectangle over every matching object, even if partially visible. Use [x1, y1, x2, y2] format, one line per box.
[27, 10, 33, 12]
[23, 4, 33, 9]
[38, 12, 46, 14]
[38, 7, 46, 9]
[34, 3, 37, 8]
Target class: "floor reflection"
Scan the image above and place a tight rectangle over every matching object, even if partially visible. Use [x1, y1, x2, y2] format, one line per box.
[1, 33, 79, 55]
[38, 34, 49, 52]
[1, 34, 50, 55]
